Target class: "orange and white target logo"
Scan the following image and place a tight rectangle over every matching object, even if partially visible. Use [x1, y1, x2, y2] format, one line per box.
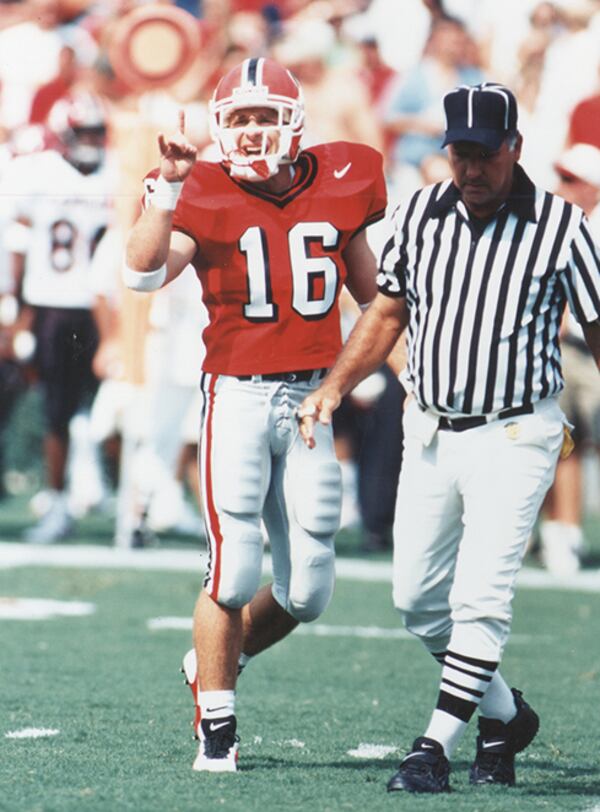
[109, 4, 201, 91]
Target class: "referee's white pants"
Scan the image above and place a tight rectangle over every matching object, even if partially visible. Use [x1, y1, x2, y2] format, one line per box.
[392, 397, 564, 662]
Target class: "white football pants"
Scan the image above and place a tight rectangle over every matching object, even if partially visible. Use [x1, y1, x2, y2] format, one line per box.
[199, 373, 341, 621]
[393, 397, 564, 661]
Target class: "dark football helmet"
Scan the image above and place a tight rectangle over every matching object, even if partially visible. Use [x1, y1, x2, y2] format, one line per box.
[48, 92, 108, 174]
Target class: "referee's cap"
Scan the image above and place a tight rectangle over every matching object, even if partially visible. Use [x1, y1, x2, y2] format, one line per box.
[442, 82, 518, 151]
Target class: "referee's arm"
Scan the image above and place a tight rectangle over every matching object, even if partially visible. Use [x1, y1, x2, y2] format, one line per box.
[297, 293, 408, 448]
[582, 319, 600, 370]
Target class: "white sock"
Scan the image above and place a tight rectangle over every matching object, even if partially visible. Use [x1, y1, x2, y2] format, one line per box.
[199, 690, 235, 720]
[541, 519, 583, 551]
[423, 710, 467, 758]
[478, 671, 518, 722]
[560, 522, 583, 552]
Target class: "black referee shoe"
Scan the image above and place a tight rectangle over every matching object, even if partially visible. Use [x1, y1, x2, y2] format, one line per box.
[469, 688, 540, 786]
[387, 737, 450, 793]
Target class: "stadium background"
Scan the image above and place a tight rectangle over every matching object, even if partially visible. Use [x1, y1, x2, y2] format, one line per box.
[0, 2, 599, 810]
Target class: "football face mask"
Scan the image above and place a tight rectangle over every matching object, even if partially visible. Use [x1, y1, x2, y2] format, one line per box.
[210, 57, 304, 182]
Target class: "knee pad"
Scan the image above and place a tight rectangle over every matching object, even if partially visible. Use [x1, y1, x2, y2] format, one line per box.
[205, 520, 263, 608]
[292, 457, 341, 537]
[287, 543, 335, 623]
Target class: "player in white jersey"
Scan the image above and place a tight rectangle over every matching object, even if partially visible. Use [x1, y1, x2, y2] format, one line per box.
[2, 92, 116, 542]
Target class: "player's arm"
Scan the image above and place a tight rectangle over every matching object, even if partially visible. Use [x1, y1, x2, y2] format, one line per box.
[125, 110, 198, 290]
[126, 211, 197, 288]
[342, 229, 378, 306]
[298, 293, 409, 448]
[582, 319, 600, 370]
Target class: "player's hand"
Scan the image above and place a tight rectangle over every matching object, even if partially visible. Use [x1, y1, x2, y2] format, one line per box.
[157, 110, 197, 182]
[296, 385, 342, 449]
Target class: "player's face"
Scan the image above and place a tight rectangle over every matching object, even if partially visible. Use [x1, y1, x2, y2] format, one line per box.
[224, 106, 282, 157]
[66, 126, 106, 173]
[447, 135, 522, 218]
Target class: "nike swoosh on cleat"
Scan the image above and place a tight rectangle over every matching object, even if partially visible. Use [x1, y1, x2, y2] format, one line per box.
[482, 741, 504, 748]
[209, 721, 231, 732]
[333, 162, 352, 179]
[403, 752, 429, 761]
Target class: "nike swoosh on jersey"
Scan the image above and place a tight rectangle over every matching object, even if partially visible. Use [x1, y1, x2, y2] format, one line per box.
[333, 162, 352, 179]
[209, 720, 231, 732]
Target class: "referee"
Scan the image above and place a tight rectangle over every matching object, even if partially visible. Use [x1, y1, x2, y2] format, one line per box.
[298, 82, 600, 794]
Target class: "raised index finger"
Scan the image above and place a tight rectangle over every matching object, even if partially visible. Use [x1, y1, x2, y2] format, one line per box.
[178, 109, 186, 135]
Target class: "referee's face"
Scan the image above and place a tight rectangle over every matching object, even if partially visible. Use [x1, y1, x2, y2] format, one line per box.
[447, 135, 522, 218]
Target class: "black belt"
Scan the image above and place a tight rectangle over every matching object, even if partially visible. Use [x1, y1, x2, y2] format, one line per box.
[438, 404, 534, 432]
[237, 368, 327, 383]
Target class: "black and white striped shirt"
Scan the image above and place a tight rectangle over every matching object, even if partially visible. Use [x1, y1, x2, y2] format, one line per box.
[378, 165, 600, 416]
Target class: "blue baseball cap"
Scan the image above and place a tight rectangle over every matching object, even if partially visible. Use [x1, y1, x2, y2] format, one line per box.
[441, 82, 518, 150]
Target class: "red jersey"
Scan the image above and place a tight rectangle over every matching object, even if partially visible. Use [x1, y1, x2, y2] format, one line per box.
[167, 141, 386, 376]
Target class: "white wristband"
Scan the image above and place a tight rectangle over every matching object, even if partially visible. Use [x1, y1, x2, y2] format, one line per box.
[13, 329, 36, 361]
[123, 263, 167, 292]
[151, 175, 183, 211]
[0, 294, 18, 326]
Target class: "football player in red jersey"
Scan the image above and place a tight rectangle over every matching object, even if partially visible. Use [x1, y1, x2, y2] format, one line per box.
[125, 57, 387, 772]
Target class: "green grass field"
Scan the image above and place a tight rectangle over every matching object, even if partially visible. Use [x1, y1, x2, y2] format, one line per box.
[1, 518, 599, 812]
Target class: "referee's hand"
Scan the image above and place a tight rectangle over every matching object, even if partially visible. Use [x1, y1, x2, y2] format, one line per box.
[296, 385, 342, 449]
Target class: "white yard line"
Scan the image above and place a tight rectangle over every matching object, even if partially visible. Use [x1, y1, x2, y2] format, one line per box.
[0, 597, 95, 620]
[347, 743, 397, 759]
[0, 542, 599, 592]
[6, 728, 59, 739]
[146, 616, 542, 643]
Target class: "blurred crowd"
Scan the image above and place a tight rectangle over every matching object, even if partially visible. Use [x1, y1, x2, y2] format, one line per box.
[0, 0, 599, 572]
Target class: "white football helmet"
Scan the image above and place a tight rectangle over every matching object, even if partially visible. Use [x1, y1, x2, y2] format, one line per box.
[209, 57, 304, 182]
[48, 92, 108, 174]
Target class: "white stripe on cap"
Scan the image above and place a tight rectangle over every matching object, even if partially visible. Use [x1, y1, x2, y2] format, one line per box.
[467, 87, 475, 128]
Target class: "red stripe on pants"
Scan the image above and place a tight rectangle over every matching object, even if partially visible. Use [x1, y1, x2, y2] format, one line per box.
[203, 375, 223, 599]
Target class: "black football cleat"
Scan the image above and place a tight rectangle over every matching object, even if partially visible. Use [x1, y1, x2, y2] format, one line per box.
[387, 737, 451, 793]
[470, 688, 540, 786]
